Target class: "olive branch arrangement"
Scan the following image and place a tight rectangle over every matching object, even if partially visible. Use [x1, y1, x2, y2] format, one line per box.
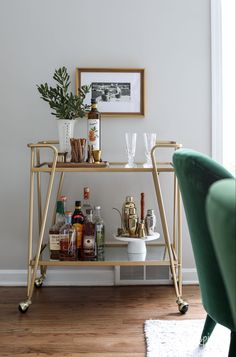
[37, 67, 90, 119]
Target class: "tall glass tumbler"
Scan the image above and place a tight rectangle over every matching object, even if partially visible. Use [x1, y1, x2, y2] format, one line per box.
[143, 133, 157, 168]
[125, 133, 137, 168]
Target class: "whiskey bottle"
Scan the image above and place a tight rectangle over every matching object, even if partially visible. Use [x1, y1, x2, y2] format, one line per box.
[87, 98, 101, 151]
[49, 200, 65, 260]
[82, 209, 96, 260]
[94, 206, 105, 260]
[81, 187, 93, 216]
[72, 200, 85, 260]
[59, 211, 77, 261]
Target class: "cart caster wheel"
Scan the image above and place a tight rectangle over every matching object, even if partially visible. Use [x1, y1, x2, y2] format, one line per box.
[34, 277, 44, 288]
[177, 298, 189, 314]
[18, 300, 31, 313]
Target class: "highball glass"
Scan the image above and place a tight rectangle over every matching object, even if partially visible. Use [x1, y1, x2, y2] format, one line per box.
[125, 133, 137, 168]
[143, 133, 157, 168]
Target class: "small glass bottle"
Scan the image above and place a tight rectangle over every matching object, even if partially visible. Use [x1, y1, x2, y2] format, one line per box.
[60, 195, 67, 212]
[81, 187, 93, 216]
[49, 200, 66, 260]
[72, 200, 85, 260]
[94, 206, 105, 260]
[87, 98, 101, 151]
[82, 209, 96, 260]
[59, 211, 77, 261]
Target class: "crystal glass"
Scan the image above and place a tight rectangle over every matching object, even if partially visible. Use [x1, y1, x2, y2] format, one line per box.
[143, 133, 157, 168]
[125, 133, 137, 168]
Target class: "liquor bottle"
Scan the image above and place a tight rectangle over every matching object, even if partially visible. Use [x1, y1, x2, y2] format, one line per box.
[87, 98, 101, 151]
[81, 187, 93, 216]
[82, 209, 96, 260]
[60, 195, 67, 212]
[49, 200, 66, 260]
[72, 200, 85, 260]
[94, 206, 105, 260]
[59, 211, 77, 261]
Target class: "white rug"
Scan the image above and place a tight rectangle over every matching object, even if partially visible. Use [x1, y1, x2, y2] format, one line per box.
[144, 319, 230, 357]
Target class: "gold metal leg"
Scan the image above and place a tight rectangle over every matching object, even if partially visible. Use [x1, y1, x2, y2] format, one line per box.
[36, 148, 42, 233]
[152, 168, 180, 296]
[173, 175, 177, 251]
[26, 150, 35, 298]
[151, 144, 188, 314]
[177, 184, 183, 297]
[19, 145, 58, 312]
[27, 169, 57, 301]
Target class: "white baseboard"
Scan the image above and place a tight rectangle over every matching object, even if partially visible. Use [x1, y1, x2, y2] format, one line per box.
[182, 268, 199, 284]
[0, 268, 114, 287]
[0, 267, 198, 286]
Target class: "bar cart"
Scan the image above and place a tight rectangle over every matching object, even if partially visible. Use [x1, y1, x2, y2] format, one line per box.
[18, 140, 188, 314]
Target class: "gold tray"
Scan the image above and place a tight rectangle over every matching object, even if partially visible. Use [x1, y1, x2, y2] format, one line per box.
[48, 161, 109, 168]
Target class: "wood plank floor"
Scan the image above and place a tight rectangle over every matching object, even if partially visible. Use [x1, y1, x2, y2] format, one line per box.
[0, 286, 205, 356]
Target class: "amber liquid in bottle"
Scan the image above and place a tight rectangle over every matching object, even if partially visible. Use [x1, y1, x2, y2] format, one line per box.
[59, 212, 77, 261]
[72, 201, 84, 260]
[82, 209, 97, 260]
[49, 200, 65, 260]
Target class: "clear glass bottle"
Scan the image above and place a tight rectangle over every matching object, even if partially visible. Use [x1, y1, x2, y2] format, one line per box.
[49, 200, 65, 260]
[82, 209, 96, 260]
[72, 200, 85, 260]
[87, 98, 101, 151]
[59, 211, 77, 261]
[81, 187, 93, 216]
[94, 206, 105, 260]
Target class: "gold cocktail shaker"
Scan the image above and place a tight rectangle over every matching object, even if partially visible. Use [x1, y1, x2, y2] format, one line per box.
[122, 196, 136, 233]
[128, 207, 138, 237]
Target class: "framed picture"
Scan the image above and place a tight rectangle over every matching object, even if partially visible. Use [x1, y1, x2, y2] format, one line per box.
[76, 68, 145, 116]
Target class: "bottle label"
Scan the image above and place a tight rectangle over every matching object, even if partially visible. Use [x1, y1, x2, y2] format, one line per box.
[84, 191, 90, 200]
[96, 224, 103, 247]
[49, 234, 60, 250]
[73, 223, 83, 249]
[88, 119, 100, 150]
[83, 235, 96, 255]
[60, 232, 76, 252]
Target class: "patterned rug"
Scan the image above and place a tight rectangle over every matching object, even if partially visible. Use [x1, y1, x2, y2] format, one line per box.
[144, 319, 230, 357]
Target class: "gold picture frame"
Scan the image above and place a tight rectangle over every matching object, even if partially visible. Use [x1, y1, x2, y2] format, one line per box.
[76, 68, 145, 116]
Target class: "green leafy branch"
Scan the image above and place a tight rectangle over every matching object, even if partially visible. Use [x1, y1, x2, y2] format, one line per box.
[37, 67, 90, 119]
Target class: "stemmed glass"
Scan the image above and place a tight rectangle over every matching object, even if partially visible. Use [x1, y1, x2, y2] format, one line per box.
[143, 133, 157, 168]
[125, 133, 137, 168]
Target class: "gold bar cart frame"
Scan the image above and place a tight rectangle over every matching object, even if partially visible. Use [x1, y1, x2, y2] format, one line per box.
[18, 140, 188, 314]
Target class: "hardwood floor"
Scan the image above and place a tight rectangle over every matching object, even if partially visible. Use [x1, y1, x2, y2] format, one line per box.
[0, 285, 204, 356]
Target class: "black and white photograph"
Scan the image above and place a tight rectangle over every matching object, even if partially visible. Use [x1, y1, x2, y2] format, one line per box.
[91, 82, 131, 103]
[76, 68, 145, 116]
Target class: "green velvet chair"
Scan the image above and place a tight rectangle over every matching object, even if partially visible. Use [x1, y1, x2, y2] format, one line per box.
[172, 149, 235, 356]
[206, 178, 236, 342]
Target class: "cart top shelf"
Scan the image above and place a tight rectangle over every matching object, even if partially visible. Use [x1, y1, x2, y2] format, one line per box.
[27, 140, 181, 173]
[32, 161, 174, 173]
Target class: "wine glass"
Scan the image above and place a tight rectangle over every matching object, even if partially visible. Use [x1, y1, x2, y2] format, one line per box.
[125, 133, 137, 168]
[143, 133, 157, 168]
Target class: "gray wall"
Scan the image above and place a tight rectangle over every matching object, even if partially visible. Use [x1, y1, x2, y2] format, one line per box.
[0, 0, 211, 271]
